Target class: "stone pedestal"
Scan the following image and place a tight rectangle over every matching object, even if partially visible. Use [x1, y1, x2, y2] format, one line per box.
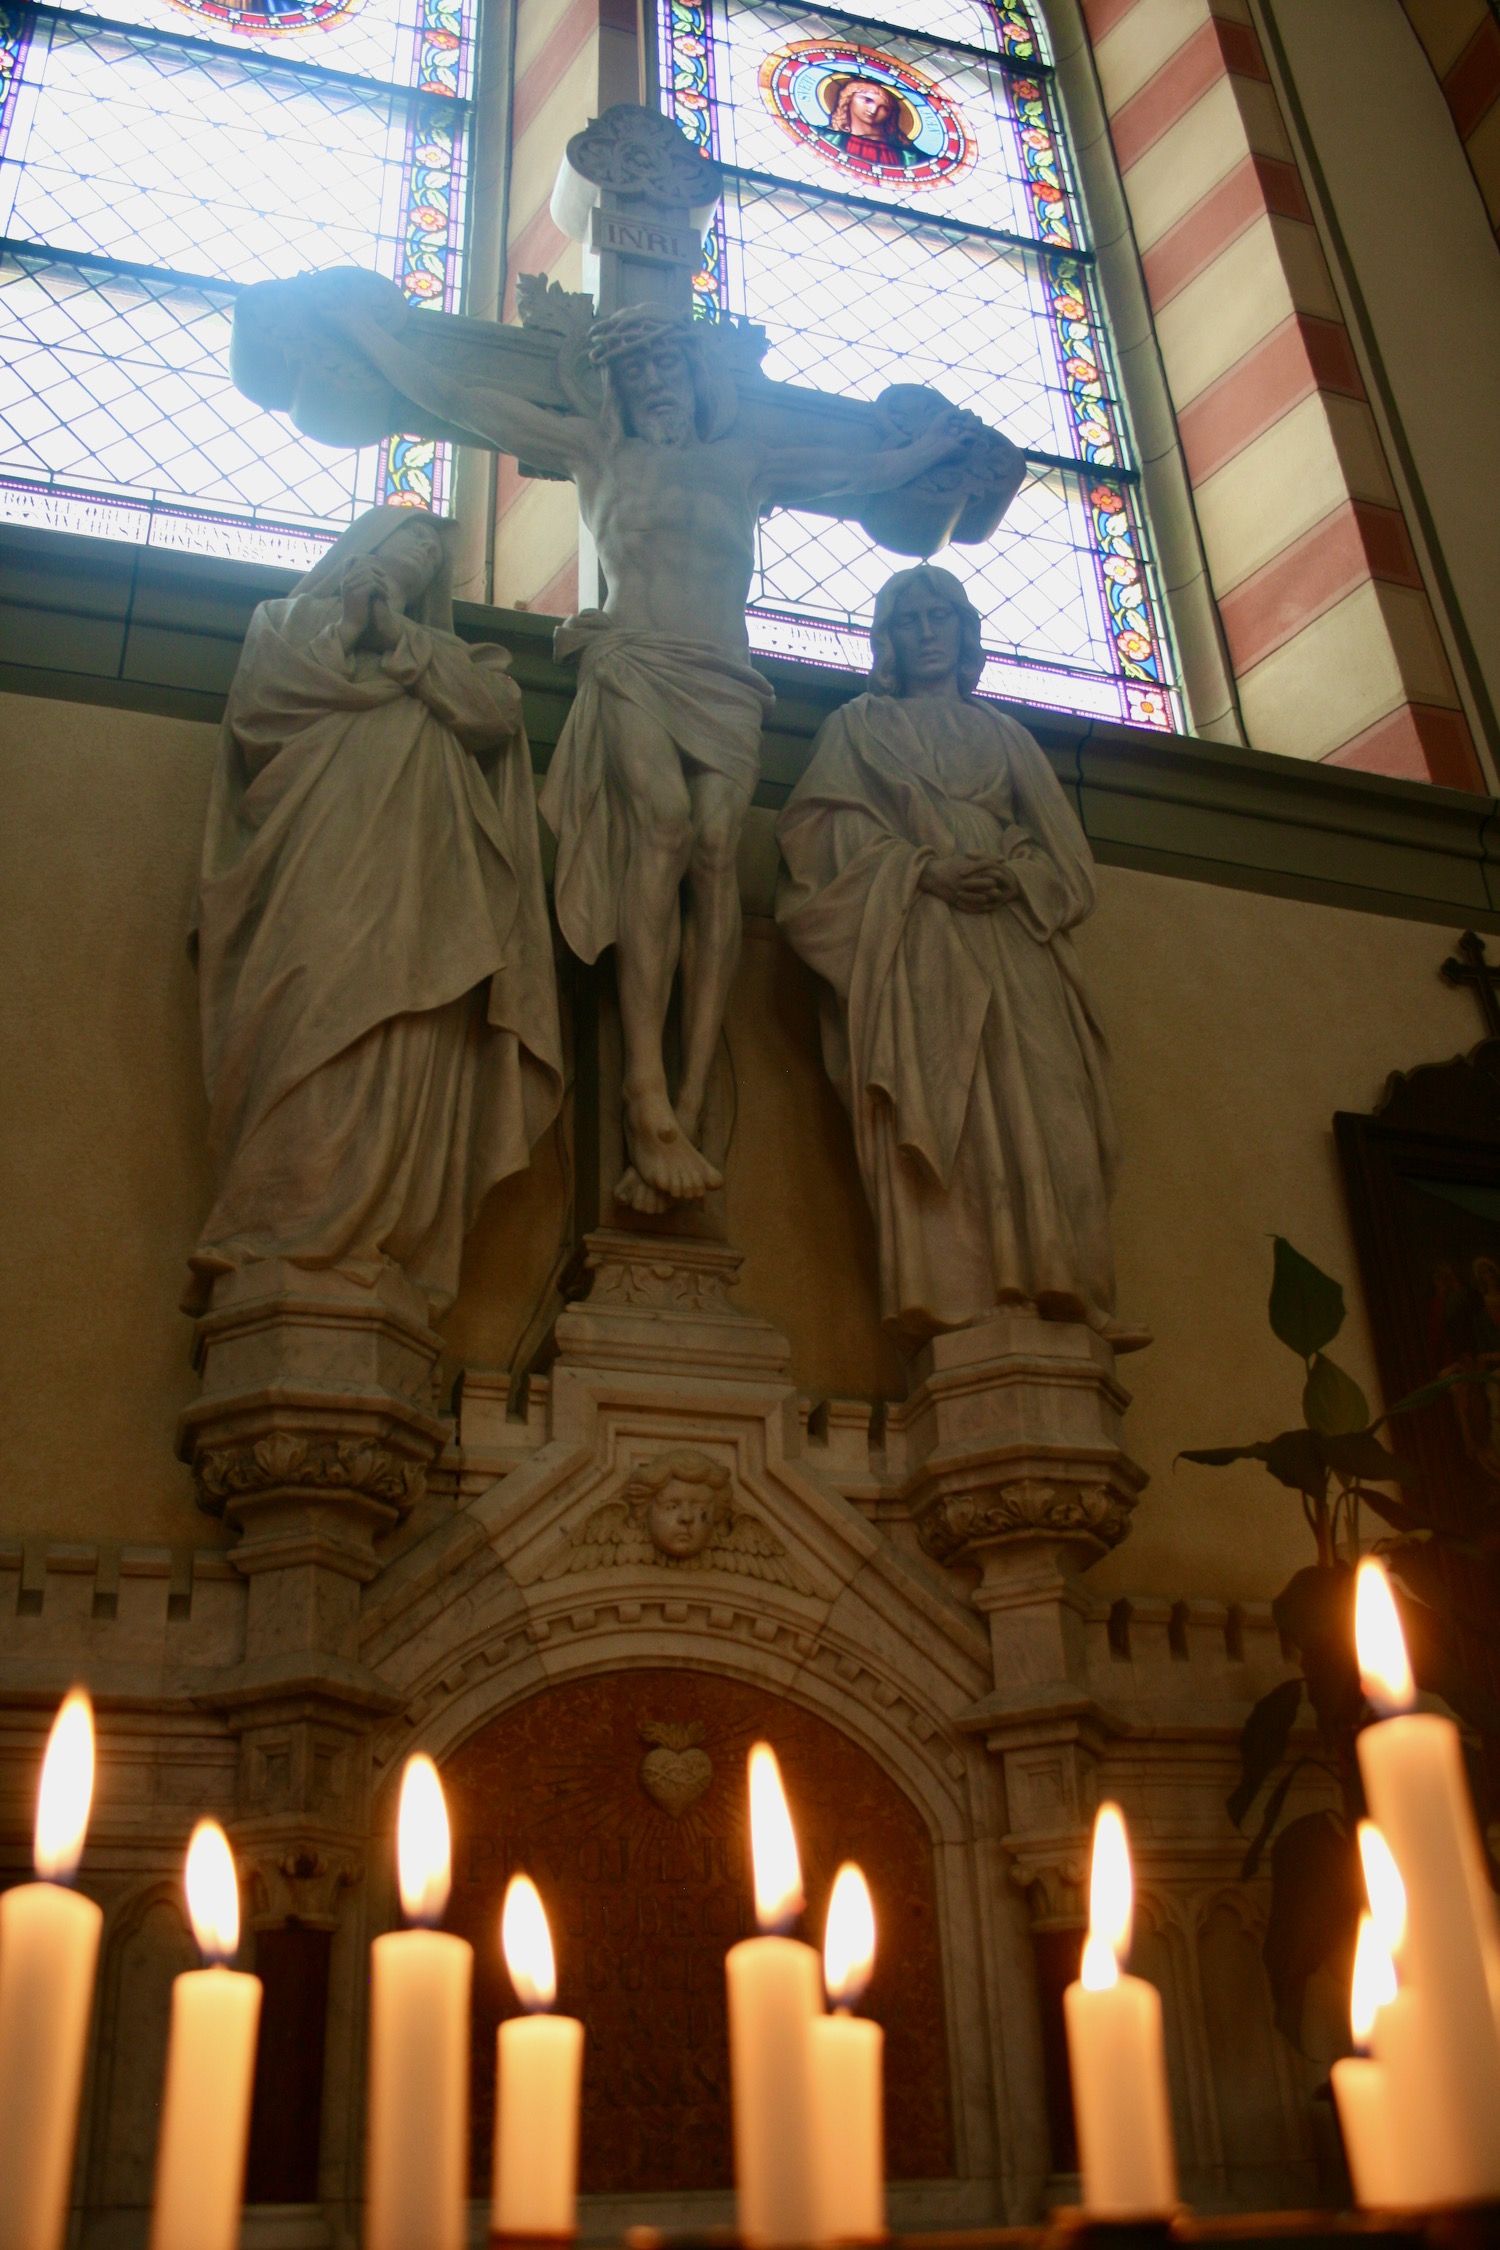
[176, 1257, 445, 1856]
[891, 1315, 1142, 1692]
[554, 1227, 791, 1382]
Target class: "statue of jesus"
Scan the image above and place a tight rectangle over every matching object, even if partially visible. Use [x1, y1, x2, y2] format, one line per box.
[330, 298, 971, 1212]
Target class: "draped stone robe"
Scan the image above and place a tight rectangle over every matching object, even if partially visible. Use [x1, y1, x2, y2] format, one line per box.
[776, 692, 1119, 1350]
[187, 529, 562, 1318]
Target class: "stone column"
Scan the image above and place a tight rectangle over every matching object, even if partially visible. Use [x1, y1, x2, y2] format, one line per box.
[891, 1311, 1145, 2182]
[177, 1259, 447, 2218]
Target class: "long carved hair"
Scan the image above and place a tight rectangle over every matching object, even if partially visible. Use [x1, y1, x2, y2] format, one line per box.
[868, 564, 986, 699]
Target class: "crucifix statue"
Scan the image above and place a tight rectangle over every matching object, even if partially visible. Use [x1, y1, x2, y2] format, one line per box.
[1441, 930, 1500, 1040]
[231, 104, 1024, 1214]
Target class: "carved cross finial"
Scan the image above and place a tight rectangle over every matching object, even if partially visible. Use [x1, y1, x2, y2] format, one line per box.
[1440, 930, 1500, 1039]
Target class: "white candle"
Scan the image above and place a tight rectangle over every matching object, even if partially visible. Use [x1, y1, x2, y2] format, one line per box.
[1331, 1912, 1403, 2208]
[491, 1874, 584, 2240]
[150, 1822, 262, 2250]
[1062, 1803, 1177, 2218]
[1354, 1561, 1500, 2201]
[0, 1691, 103, 2250]
[366, 1756, 472, 2250]
[727, 1743, 821, 2249]
[808, 1864, 884, 2247]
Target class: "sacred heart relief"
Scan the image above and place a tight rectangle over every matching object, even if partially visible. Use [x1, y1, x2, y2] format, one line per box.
[638, 1720, 714, 1817]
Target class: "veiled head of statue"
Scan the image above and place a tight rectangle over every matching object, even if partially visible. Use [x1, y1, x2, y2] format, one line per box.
[588, 306, 737, 447]
[870, 564, 985, 700]
[292, 506, 461, 631]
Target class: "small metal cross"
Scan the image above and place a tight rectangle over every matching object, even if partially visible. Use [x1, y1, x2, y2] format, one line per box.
[1440, 929, 1500, 1037]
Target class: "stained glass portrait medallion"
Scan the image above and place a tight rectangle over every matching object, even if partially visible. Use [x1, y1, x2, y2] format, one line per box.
[159, 0, 355, 37]
[759, 41, 975, 190]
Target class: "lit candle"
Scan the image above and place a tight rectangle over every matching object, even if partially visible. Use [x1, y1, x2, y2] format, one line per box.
[726, 1743, 821, 2248]
[1355, 1820, 1474, 2205]
[1354, 1560, 1500, 2201]
[366, 1755, 472, 2250]
[808, 1863, 884, 2247]
[149, 1822, 262, 2250]
[1062, 1802, 1177, 2217]
[1330, 1911, 1401, 2208]
[0, 1690, 103, 2250]
[491, 1874, 584, 2241]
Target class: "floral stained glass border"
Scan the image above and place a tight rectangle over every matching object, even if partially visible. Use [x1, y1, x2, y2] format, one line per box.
[654, 0, 1180, 730]
[376, 0, 471, 510]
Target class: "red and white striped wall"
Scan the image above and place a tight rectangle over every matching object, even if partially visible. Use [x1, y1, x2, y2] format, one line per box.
[490, 0, 638, 614]
[1402, 0, 1500, 244]
[1081, 0, 1484, 788]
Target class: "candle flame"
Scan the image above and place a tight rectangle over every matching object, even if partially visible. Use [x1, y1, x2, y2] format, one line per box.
[34, 1689, 94, 1881]
[185, 1820, 240, 1964]
[1355, 1559, 1415, 1715]
[396, 1753, 451, 1926]
[1080, 1930, 1119, 1992]
[1358, 1820, 1408, 1956]
[1088, 1801, 1133, 1963]
[823, 1863, 876, 2009]
[1349, 1911, 1397, 2048]
[748, 1743, 803, 1932]
[502, 1874, 556, 2011]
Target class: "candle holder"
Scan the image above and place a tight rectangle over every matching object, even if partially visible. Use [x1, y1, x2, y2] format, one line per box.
[592, 2207, 1500, 2250]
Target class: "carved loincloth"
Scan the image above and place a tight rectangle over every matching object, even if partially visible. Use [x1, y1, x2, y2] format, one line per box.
[540, 609, 774, 965]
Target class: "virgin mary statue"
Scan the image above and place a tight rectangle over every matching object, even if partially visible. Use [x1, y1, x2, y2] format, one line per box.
[186, 506, 562, 1318]
[776, 565, 1139, 1355]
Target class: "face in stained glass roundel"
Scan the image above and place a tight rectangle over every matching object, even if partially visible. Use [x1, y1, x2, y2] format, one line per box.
[760, 41, 976, 189]
[161, 0, 354, 33]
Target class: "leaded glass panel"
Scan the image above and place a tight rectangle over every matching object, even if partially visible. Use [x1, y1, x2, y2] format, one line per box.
[54, 0, 471, 93]
[0, 0, 471, 557]
[656, 0, 1179, 730]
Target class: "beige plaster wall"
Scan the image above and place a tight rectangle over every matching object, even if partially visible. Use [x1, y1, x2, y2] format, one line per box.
[0, 692, 220, 1550]
[0, 691, 1482, 1610]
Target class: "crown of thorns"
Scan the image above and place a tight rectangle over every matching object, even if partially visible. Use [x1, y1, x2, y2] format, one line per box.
[586, 306, 697, 371]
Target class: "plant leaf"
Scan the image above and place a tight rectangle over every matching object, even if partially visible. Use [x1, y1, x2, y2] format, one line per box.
[1179, 1443, 1272, 1470]
[1356, 1489, 1432, 1534]
[1242, 1762, 1299, 1880]
[1261, 1810, 1362, 2048]
[1264, 1428, 1330, 1502]
[1382, 1365, 1492, 1420]
[1318, 1431, 1422, 1488]
[1273, 1565, 1361, 1740]
[1227, 1677, 1302, 1830]
[1303, 1353, 1370, 1437]
[1269, 1238, 1346, 1361]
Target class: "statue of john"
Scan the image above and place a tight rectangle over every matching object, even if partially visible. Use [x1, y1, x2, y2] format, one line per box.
[330, 298, 971, 1212]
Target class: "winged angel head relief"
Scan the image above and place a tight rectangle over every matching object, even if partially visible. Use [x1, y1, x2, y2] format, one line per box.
[541, 1449, 816, 1593]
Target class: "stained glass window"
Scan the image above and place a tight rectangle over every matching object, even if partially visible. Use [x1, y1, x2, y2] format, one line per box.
[0, 0, 471, 565]
[654, 0, 1180, 728]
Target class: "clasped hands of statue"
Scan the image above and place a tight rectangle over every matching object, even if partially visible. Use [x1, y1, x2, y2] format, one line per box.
[918, 852, 1021, 913]
[337, 558, 408, 658]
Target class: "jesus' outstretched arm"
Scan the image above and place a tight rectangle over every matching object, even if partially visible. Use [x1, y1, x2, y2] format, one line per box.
[329, 305, 594, 480]
[757, 404, 979, 509]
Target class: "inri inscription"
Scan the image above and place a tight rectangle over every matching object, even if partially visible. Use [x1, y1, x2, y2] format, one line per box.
[443, 1669, 953, 2196]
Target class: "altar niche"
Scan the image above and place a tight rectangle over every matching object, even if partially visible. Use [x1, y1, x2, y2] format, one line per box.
[441, 1670, 953, 2198]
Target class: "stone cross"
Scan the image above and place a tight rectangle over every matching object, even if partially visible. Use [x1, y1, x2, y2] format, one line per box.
[229, 104, 1024, 560]
[1441, 929, 1500, 1038]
